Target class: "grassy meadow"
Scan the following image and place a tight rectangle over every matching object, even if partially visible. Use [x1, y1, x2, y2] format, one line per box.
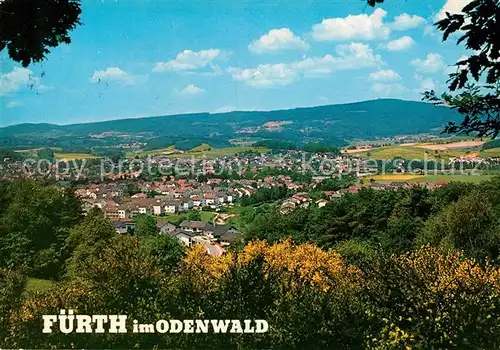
[53, 153, 98, 161]
[151, 211, 218, 225]
[364, 173, 496, 184]
[25, 278, 54, 293]
[128, 145, 268, 158]
[355, 145, 467, 160]
[480, 147, 500, 157]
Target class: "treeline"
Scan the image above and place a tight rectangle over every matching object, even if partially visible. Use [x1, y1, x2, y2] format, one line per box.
[0, 178, 499, 348]
[0, 148, 24, 161]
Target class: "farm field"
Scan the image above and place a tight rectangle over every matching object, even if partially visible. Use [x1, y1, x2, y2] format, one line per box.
[165, 146, 268, 158]
[125, 145, 176, 157]
[363, 174, 423, 182]
[480, 147, 500, 157]
[408, 174, 495, 183]
[355, 146, 465, 160]
[407, 140, 486, 151]
[365, 173, 495, 184]
[53, 152, 98, 161]
[127, 145, 268, 158]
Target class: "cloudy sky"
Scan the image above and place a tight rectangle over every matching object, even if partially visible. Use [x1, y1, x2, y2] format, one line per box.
[0, 0, 471, 126]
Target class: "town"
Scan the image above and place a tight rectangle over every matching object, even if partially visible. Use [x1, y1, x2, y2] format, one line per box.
[3, 142, 499, 255]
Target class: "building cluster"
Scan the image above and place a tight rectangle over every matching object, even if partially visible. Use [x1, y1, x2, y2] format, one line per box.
[279, 181, 450, 214]
[112, 219, 242, 256]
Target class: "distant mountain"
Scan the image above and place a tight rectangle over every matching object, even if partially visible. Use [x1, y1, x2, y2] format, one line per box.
[0, 99, 461, 150]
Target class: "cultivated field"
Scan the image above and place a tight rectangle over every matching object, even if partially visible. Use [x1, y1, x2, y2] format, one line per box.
[355, 146, 465, 160]
[127, 145, 268, 158]
[365, 173, 495, 184]
[125, 145, 176, 157]
[408, 174, 495, 183]
[481, 147, 500, 157]
[364, 174, 423, 182]
[163, 146, 267, 158]
[408, 140, 486, 151]
[54, 153, 98, 161]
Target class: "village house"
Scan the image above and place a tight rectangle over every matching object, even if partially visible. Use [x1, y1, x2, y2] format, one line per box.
[112, 220, 135, 234]
[280, 200, 297, 215]
[204, 193, 216, 207]
[179, 220, 215, 237]
[169, 230, 195, 247]
[157, 221, 177, 234]
[315, 199, 329, 208]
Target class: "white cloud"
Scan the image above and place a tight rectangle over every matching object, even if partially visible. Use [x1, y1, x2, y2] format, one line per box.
[391, 13, 426, 30]
[411, 53, 445, 74]
[434, 0, 472, 21]
[369, 69, 401, 82]
[311, 8, 390, 41]
[372, 83, 408, 96]
[423, 24, 440, 38]
[1, 67, 49, 96]
[249, 28, 309, 54]
[212, 105, 237, 113]
[6, 100, 24, 108]
[228, 63, 298, 87]
[211, 105, 261, 114]
[178, 84, 205, 96]
[386, 36, 415, 51]
[153, 49, 225, 73]
[415, 74, 437, 91]
[89, 67, 135, 85]
[229, 43, 382, 87]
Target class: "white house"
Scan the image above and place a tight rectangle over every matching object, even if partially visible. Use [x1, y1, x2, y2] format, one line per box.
[153, 204, 165, 216]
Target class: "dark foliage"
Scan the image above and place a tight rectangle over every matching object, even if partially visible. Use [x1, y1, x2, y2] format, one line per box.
[0, 0, 82, 67]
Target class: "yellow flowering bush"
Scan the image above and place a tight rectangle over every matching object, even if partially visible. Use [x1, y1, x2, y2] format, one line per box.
[182, 239, 362, 293]
[365, 245, 500, 349]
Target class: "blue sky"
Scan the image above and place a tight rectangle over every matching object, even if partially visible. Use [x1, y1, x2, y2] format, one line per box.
[0, 0, 471, 126]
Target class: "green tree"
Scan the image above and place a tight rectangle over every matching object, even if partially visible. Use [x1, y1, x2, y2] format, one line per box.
[0, 268, 26, 346]
[0, 179, 82, 279]
[134, 214, 158, 238]
[418, 190, 500, 262]
[140, 234, 185, 273]
[65, 207, 115, 279]
[0, 0, 82, 67]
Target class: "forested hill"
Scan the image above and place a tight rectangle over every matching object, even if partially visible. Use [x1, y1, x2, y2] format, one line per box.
[1, 99, 461, 148]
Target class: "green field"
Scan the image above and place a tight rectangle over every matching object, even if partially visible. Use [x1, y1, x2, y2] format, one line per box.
[356, 146, 467, 160]
[408, 174, 495, 183]
[170, 146, 268, 158]
[480, 147, 500, 157]
[129, 146, 268, 159]
[152, 211, 217, 225]
[54, 152, 98, 161]
[126, 145, 176, 157]
[25, 278, 54, 293]
[365, 172, 497, 184]
[190, 143, 212, 152]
